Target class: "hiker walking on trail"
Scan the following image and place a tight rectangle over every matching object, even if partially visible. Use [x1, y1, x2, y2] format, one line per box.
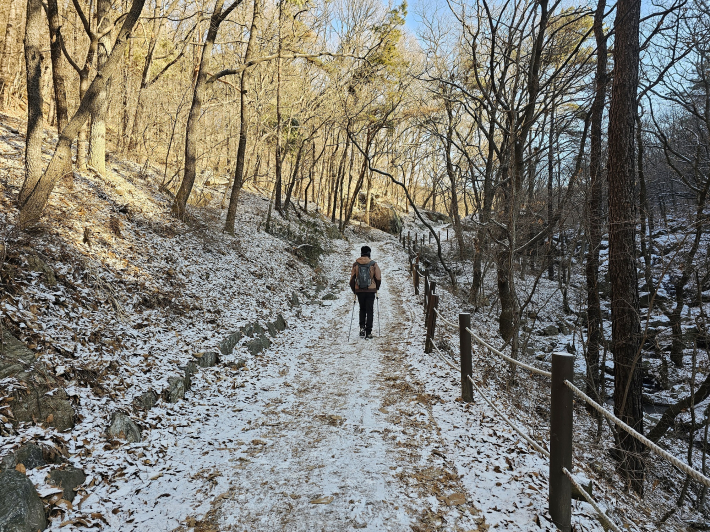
[350, 246, 382, 339]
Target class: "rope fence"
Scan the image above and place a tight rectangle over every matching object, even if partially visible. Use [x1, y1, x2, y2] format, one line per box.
[400, 240, 709, 531]
[430, 341, 457, 370]
[467, 374, 551, 459]
[563, 468, 622, 532]
[466, 326, 552, 378]
[565, 380, 710, 489]
[434, 307, 460, 330]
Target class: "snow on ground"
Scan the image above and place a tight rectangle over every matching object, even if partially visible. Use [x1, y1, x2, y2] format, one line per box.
[51, 241, 486, 531]
[1, 114, 696, 531]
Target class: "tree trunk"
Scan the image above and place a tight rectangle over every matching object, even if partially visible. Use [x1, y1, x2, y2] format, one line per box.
[607, 0, 644, 493]
[87, 0, 112, 175]
[497, 0, 549, 345]
[224, 0, 261, 232]
[46, 0, 69, 132]
[20, 0, 45, 207]
[119, 39, 131, 144]
[444, 97, 465, 260]
[470, 117, 496, 304]
[585, 0, 607, 405]
[283, 140, 304, 215]
[637, 111, 654, 295]
[19, 0, 146, 227]
[332, 136, 348, 223]
[547, 100, 555, 280]
[127, 2, 161, 154]
[76, 69, 91, 170]
[0, 0, 21, 109]
[71, 38, 100, 172]
[173, 0, 230, 218]
[274, 0, 283, 214]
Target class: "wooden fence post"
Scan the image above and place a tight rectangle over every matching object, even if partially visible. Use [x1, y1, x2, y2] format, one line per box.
[459, 313, 473, 402]
[424, 291, 434, 352]
[424, 269, 429, 308]
[426, 294, 439, 353]
[428, 281, 436, 312]
[550, 352, 574, 532]
[414, 255, 420, 295]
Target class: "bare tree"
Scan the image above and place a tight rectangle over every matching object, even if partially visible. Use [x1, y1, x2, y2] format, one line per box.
[607, 0, 644, 494]
[224, 0, 262, 233]
[21, 0, 45, 206]
[172, 0, 244, 219]
[19, 0, 147, 227]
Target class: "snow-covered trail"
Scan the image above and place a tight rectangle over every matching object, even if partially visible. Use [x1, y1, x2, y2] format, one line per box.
[97, 241, 483, 532]
[199, 241, 482, 531]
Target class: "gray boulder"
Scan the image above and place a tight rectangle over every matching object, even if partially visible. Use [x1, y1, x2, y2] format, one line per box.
[182, 361, 198, 390]
[47, 466, 86, 503]
[219, 331, 243, 355]
[107, 412, 141, 443]
[194, 351, 218, 368]
[539, 325, 559, 337]
[245, 336, 271, 356]
[164, 377, 185, 403]
[266, 322, 278, 337]
[26, 254, 57, 287]
[11, 388, 75, 433]
[1, 443, 66, 473]
[242, 322, 265, 338]
[8, 444, 45, 471]
[0, 330, 75, 432]
[132, 390, 159, 411]
[275, 314, 287, 331]
[322, 293, 337, 300]
[289, 292, 300, 307]
[0, 330, 37, 381]
[0, 469, 47, 531]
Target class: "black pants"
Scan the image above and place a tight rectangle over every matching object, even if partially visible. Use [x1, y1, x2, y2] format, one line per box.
[357, 292, 376, 334]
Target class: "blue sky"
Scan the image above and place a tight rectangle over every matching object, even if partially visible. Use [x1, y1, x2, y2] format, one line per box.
[403, 0, 657, 37]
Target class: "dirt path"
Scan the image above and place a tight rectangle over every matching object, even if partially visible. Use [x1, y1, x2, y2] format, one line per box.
[96, 241, 484, 531]
[183, 242, 483, 531]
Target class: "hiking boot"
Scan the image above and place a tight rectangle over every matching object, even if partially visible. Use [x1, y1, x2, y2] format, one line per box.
[359, 327, 366, 337]
[365, 332, 373, 340]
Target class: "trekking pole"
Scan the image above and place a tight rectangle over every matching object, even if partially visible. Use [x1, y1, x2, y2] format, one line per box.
[347, 296, 356, 341]
[376, 293, 381, 336]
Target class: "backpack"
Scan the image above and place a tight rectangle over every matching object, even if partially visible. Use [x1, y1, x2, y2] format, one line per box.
[356, 261, 375, 289]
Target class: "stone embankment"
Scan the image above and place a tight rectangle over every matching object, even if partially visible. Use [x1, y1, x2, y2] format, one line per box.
[0, 314, 287, 530]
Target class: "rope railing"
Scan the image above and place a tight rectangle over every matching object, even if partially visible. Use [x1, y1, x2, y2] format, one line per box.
[565, 379, 710, 490]
[467, 375, 551, 459]
[562, 468, 622, 532]
[434, 308, 460, 330]
[403, 247, 652, 532]
[431, 342, 458, 370]
[424, 307, 620, 531]
[465, 327, 552, 378]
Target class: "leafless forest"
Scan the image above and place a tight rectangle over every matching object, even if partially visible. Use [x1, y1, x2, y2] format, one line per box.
[3, 0, 710, 527]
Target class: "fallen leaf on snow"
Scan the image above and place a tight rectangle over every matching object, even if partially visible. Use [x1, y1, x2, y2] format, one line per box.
[445, 493, 466, 506]
[309, 495, 334, 504]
